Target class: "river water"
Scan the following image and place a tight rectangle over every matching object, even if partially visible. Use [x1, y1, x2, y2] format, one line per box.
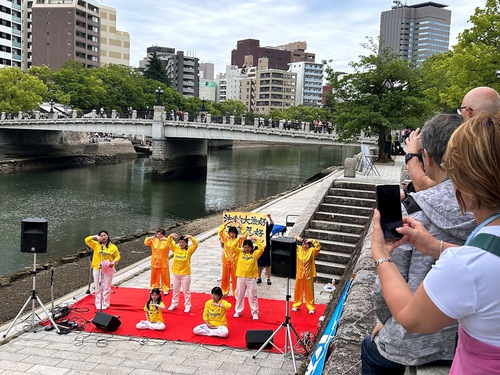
[0, 144, 357, 277]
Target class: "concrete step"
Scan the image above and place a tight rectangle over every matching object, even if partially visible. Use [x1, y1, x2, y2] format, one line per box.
[304, 228, 361, 244]
[332, 181, 376, 192]
[318, 203, 373, 217]
[324, 195, 376, 208]
[315, 211, 371, 226]
[316, 249, 351, 264]
[316, 238, 357, 254]
[315, 260, 347, 277]
[309, 220, 365, 235]
[329, 187, 376, 200]
[316, 271, 343, 284]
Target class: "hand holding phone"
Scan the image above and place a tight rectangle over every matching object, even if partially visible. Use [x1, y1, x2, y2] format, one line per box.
[376, 185, 403, 239]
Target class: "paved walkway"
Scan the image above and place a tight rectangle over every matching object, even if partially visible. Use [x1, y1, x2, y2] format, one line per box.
[0, 155, 404, 375]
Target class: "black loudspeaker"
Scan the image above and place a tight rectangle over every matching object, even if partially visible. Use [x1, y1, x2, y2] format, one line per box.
[21, 218, 48, 253]
[92, 312, 121, 332]
[271, 236, 296, 278]
[245, 329, 274, 349]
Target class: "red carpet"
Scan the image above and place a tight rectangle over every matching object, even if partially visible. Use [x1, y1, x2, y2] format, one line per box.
[66, 286, 325, 351]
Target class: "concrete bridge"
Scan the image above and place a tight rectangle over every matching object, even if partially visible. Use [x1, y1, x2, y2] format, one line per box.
[0, 106, 367, 177]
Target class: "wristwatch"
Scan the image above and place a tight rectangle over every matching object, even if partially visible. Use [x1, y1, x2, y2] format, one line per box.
[405, 153, 422, 164]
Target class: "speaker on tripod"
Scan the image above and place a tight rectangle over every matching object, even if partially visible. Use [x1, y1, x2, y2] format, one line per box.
[271, 237, 296, 278]
[21, 218, 48, 253]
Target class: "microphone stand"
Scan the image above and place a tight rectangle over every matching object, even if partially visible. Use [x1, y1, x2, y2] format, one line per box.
[98, 244, 104, 311]
[85, 247, 93, 294]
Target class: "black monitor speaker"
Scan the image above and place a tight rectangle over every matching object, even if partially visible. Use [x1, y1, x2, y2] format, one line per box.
[245, 329, 274, 349]
[92, 312, 121, 332]
[271, 236, 296, 278]
[21, 218, 48, 254]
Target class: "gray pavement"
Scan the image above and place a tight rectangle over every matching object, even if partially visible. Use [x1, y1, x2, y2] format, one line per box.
[0, 155, 404, 375]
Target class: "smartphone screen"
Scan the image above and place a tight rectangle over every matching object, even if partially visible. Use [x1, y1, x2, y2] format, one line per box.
[376, 185, 403, 239]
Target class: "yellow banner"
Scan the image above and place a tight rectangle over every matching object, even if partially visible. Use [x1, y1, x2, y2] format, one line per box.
[222, 211, 268, 246]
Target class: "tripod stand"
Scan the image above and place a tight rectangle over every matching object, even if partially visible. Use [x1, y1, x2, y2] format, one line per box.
[3, 254, 60, 338]
[252, 277, 309, 375]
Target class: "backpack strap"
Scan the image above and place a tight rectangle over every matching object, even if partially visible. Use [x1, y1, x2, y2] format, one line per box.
[468, 233, 500, 257]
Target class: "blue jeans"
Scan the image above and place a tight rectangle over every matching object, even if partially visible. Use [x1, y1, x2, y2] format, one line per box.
[361, 335, 405, 375]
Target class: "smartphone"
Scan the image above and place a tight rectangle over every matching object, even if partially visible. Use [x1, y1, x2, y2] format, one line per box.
[376, 185, 403, 239]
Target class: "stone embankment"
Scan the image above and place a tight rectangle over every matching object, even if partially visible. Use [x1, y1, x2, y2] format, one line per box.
[0, 130, 137, 174]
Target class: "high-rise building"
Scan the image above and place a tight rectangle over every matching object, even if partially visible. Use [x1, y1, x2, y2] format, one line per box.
[231, 39, 314, 71]
[99, 5, 130, 66]
[31, 0, 101, 70]
[166, 51, 199, 98]
[0, 0, 22, 68]
[380, 2, 451, 64]
[288, 61, 323, 107]
[199, 62, 214, 80]
[138, 46, 175, 72]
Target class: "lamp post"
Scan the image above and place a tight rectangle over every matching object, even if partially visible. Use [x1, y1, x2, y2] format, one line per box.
[200, 97, 207, 122]
[155, 87, 164, 106]
[49, 99, 54, 114]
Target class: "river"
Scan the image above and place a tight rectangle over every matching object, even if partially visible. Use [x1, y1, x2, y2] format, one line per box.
[0, 144, 357, 277]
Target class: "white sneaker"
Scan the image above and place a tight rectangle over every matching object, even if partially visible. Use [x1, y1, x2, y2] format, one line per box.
[184, 307, 190, 313]
[309, 310, 315, 314]
[291, 308, 298, 312]
[167, 305, 177, 311]
[252, 313, 259, 320]
[233, 312, 241, 318]
[163, 291, 169, 295]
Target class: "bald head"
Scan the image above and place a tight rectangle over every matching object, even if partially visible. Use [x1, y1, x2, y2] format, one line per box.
[460, 86, 500, 120]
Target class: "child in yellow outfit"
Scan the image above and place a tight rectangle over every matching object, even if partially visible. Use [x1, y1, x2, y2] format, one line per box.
[165, 233, 198, 313]
[292, 236, 321, 314]
[193, 286, 231, 338]
[136, 288, 166, 331]
[218, 219, 247, 296]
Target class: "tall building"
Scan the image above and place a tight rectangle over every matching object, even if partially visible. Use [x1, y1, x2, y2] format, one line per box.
[199, 62, 214, 80]
[288, 61, 323, 107]
[231, 38, 315, 71]
[166, 51, 199, 97]
[138, 46, 175, 72]
[31, 0, 101, 70]
[99, 5, 130, 66]
[380, 2, 451, 64]
[0, 0, 22, 68]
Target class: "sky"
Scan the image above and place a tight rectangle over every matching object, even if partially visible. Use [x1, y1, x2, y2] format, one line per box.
[102, 0, 486, 76]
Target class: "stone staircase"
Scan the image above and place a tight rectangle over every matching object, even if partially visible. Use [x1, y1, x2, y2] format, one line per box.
[303, 180, 377, 284]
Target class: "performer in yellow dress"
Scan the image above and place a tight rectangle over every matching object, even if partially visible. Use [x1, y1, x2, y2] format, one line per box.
[292, 236, 321, 314]
[144, 229, 171, 294]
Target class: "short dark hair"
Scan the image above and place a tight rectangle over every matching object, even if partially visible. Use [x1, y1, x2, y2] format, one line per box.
[243, 239, 253, 248]
[211, 286, 223, 297]
[228, 226, 238, 235]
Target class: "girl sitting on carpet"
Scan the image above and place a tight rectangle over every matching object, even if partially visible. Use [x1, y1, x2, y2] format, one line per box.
[136, 288, 166, 331]
[166, 233, 199, 313]
[193, 286, 231, 338]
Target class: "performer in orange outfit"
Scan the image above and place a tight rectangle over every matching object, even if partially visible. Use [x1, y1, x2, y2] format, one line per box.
[217, 219, 247, 296]
[292, 236, 321, 314]
[144, 229, 171, 295]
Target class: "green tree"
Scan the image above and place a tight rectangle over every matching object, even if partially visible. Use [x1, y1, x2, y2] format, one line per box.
[0, 67, 48, 112]
[50, 61, 105, 111]
[327, 41, 431, 161]
[143, 51, 171, 86]
[214, 99, 247, 117]
[420, 0, 500, 111]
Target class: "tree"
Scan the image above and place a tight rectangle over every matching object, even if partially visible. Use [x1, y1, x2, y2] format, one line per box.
[214, 99, 247, 117]
[143, 51, 171, 87]
[327, 41, 432, 161]
[0, 67, 47, 112]
[420, 0, 500, 111]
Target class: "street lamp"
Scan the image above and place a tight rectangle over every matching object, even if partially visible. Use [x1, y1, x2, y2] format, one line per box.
[155, 87, 164, 106]
[49, 99, 54, 114]
[201, 97, 207, 112]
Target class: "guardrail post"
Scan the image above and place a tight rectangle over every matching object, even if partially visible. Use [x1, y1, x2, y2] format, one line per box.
[229, 116, 235, 125]
[241, 117, 245, 126]
[279, 119, 285, 130]
[91, 109, 97, 119]
[184, 112, 189, 122]
[1, 112, 5, 120]
[132, 110, 137, 120]
[72, 110, 78, 119]
[34, 111, 40, 119]
[206, 114, 212, 124]
[254, 118, 259, 127]
[111, 109, 117, 118]
[153, 105, 164, 121]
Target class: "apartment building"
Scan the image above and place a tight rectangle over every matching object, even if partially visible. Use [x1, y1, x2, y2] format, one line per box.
[380, 2, 451, 64]
[138, 45, 174, 72]
[288, 61, 323, 107]
[31, 0, 101, 70]
[0, 0, 22, 68]
[99, 5, 130, 66]
[166, 50, 199, 97]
